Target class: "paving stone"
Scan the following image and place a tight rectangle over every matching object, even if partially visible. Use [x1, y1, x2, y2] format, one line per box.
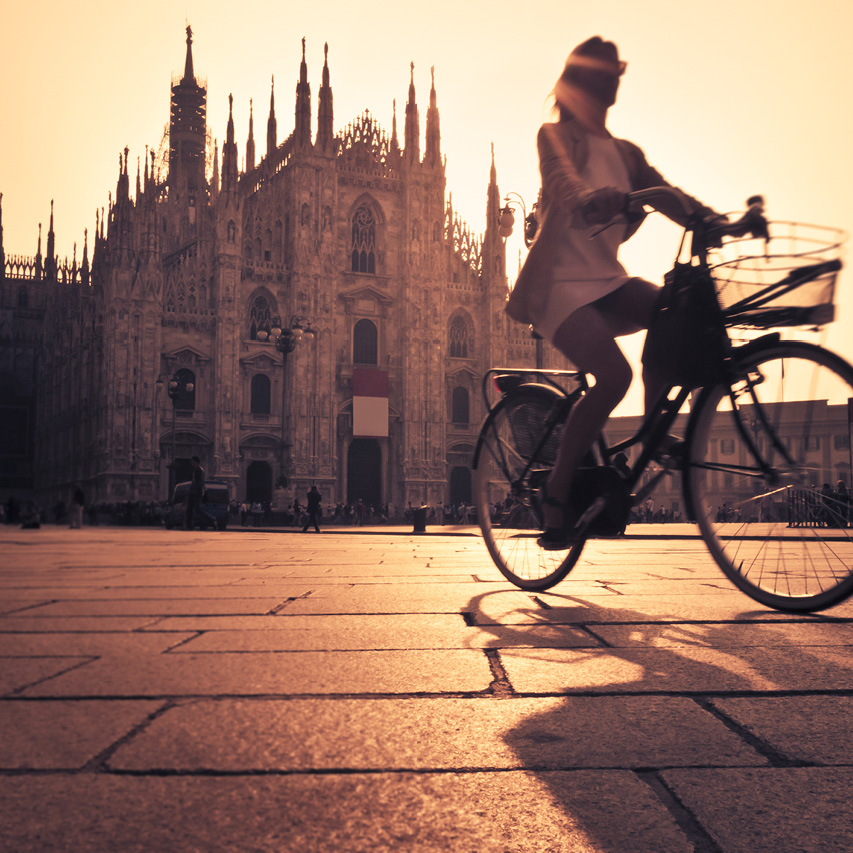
[479, 593, 833, 625]
[0, 617, 158, 633]
[0, 771, 692, 852]
[0, 584, 317, 600]
[582, 579, 742, 596]
[19, 598, 287, 617]
[498, 645, 853, 694]
[0, 699, 164, 768]
[0, 588, 105, 599]
[663, 767, 853, 853]
[710, 696, 853, 764]
[595, 622, 853, 648]
[282, 587, 541, 616]
[0, 657, 92, 695]
[109, 695, 762, 772]
[166, 614, 595, 651]
[3, 526, 853, 851]
[0, 632, 197, 657]
[21, 650, 494, 697]
[229, 574, 479, 585]
[294, 581, 510, 598]
[0, 600, 56, 616]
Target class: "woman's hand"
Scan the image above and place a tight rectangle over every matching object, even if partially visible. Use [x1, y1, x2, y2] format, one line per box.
[580, 187, 626, 226]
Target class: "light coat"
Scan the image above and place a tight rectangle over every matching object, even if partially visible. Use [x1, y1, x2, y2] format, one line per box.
[505, 118, 714, 326]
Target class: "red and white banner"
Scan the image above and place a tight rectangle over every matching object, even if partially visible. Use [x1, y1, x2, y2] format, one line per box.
[353, 369, 389, 437]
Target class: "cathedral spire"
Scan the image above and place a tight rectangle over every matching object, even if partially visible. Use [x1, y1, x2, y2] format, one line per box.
[390, 99, 399, 154]
[182, 25, 195, 84]
[246, 98, 255, 171]
[486, 142, 501, 231]
[211, 139, 219, 197]
[222, 93, 239, 194]
[81, 228, 90, 286]
[267, 76, 277, 157]
[483, 142, 507, 288]
[295, 37, 312, 149]
[316, 42, 334, 153]
[169, 24, 207, 194]
[404, 62, 420, 164]
[424, 65, 441, 169]
[36, 222, 43, 281]
[46, 200, 56, 281]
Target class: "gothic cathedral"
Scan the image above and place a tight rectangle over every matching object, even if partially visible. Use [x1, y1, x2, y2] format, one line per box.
[0, 29, 548, 511]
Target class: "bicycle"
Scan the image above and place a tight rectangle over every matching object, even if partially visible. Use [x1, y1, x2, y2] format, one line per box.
[473, 187, 852, 612]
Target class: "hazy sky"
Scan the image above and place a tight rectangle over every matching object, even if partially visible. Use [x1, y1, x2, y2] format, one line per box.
[2, 0, 851, 405]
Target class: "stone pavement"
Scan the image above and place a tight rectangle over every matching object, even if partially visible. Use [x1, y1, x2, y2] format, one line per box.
[1, 524, 852, 852]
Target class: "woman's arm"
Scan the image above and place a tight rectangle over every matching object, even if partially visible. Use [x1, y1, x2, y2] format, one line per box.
[621, 139, 720, 225]
[537, 124, 590, 212]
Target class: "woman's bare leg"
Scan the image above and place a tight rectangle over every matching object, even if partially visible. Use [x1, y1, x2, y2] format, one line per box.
[543, 305, 633, 529]
[593, 277, 666, 418]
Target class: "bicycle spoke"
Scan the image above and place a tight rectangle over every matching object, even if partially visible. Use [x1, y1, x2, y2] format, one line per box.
[474, 386, 585, 590]
[686, 341, 853, 611]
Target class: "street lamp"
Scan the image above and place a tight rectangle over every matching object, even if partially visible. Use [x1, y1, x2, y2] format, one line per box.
[166, 372, 194, 495]
[258, 316, 315, 483]
[257, 315, 316, 355]
[498, 192, 543, 367]
[497, 191, 539, 248]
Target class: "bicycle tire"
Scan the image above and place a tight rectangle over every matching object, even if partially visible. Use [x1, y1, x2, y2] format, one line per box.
[473, 384, 585, 590]
[684, 340, 853, 612]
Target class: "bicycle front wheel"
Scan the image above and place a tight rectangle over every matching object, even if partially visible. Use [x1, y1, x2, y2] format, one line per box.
[685, 340, 853, 611]
[473, 385, 585, 591]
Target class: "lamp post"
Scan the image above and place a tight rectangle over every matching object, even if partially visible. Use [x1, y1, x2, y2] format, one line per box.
[497, 191, 539, 248]
[498, 191, 543, 367]
[166, 373, 194, 496]
[257, 316, 315, 485]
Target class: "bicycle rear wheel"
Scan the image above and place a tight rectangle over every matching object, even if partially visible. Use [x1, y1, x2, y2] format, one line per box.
[473, 385, 585, 590]
[685, 340, 853, 611]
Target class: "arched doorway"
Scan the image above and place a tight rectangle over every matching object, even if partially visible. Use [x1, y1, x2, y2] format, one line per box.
[450, 466, 472, 506]
[246, 461, 273, 503]
[347, 439, 381, 506]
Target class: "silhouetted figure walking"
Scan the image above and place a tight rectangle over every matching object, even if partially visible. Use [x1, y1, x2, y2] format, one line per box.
[302, 485, 322, 533]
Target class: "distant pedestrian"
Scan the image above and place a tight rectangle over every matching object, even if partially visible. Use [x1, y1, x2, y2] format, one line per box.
[185, 456, 215, 530]
[836, 480, 850, 528]
[70, 484, 85, 529]
[240, 501, 248, 526]
[302, 485, 322, 533]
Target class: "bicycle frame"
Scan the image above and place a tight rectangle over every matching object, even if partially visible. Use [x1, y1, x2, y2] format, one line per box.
[475, 331, 796, 524]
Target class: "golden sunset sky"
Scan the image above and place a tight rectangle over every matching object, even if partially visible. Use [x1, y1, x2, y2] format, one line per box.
[2, 0, 851, 404]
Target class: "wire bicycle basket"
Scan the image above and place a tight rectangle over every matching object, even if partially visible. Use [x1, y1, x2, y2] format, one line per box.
[710, 221, 846, 329]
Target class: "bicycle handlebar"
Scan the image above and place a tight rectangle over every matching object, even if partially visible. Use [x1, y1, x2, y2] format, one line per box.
[624, 187, 769, 244]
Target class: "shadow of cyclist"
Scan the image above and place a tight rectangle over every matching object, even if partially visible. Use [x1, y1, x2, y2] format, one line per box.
[461, 587, 853, 850]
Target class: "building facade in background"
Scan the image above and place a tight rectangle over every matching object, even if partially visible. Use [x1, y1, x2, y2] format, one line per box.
[0, 29, 550, 511]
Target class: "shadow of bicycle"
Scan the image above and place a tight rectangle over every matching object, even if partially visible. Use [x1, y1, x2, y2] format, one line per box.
[461, 587, 853, 850]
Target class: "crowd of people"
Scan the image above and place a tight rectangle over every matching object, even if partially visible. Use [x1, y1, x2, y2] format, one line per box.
[0, 494, 484, 530]
[1, 491, 702, 531]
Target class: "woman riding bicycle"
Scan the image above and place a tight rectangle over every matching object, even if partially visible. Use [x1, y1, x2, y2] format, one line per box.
[505, 36, 725, 549]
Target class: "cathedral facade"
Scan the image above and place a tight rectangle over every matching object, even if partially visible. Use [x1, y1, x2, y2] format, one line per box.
[0, 29, 548, 511]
